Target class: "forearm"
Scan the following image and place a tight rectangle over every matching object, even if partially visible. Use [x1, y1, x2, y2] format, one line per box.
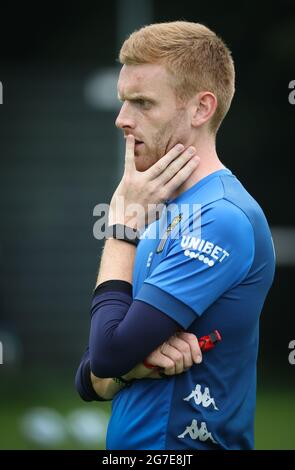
[90, 374, 126, 400]
[75, 348, 145, 402]
[89, 292, 180, 377]
[75, 348, 108, 402]
[96, 238, 136, 286]
[90, 363, 160, 401]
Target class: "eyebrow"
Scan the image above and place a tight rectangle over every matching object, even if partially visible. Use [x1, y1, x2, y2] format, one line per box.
[117, 92, 155, 102]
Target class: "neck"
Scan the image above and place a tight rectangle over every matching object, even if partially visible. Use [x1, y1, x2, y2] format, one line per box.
[171, 134, 225, 200]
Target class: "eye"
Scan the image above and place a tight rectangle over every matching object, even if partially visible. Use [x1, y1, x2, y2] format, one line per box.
[136, 99, 151, 109]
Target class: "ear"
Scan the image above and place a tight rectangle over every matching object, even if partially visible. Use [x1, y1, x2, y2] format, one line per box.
[191, 92, 217, 128]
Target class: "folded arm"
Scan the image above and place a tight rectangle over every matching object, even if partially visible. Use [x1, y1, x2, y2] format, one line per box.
[75, 281, 202, 401]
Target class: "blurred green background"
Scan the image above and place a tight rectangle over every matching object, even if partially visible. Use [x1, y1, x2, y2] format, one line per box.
[0, 369, 294, 449]
[0, 0, 294, 450]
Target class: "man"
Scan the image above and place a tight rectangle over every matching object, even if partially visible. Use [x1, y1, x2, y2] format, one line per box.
[75, 21, 275, 450]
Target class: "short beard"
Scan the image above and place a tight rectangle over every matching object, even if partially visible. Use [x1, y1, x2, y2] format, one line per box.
[152, 109, 187, 161]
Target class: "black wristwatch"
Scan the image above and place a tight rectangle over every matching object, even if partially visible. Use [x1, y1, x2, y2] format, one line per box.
[106, 224, 140, 247]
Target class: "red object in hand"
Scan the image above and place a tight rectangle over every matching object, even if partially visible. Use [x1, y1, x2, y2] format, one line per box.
[143, 330, 222, 369]
[198, 329, 222, 352]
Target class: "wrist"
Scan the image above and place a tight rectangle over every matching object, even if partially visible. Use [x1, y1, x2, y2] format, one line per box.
[113, 375, 133, 387]
[108, 216, 139, 232]
[122, 370, 136, 382]
[123, 363, 157, 381]
[109, 198, 145, 232]
[105, 224, 139, 247]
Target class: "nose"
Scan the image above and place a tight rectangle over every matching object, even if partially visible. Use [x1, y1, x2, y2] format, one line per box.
[115, 102, 136, 130]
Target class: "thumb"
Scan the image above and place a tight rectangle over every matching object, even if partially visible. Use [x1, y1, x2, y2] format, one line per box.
[124, 135, 136, 173]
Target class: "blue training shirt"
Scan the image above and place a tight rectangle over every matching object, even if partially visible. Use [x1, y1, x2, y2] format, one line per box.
[106, 169, 275, 450]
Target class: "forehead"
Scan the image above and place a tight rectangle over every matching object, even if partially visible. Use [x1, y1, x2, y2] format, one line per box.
[117, 63, 174, 99]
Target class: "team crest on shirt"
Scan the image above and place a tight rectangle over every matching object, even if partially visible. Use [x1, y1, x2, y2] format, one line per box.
[156, 214, 183, 253]
[181, 235, 230, 267]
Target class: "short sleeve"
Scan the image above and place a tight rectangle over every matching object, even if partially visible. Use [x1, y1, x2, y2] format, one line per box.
[135, 201, 255, 329]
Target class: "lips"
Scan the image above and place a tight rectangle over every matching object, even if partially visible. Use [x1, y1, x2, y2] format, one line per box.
[134, 140, 144, 151]
[124, 134, 144, 148]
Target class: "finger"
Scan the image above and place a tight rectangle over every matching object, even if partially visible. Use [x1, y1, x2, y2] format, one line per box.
[145, 143, 185, 179]
[147, 370, 167, 379]
[163, 156, 200, 196]
[145, 349, 175, 369]
[176, 332, 202, 364]
[177, 332, 202, 364]
[167, 336, 193, 369]
[156, 146, 197, 186]
[163, 366, 177, 376]
[161, 343, 184, 374]
[124, 135, 136, 173]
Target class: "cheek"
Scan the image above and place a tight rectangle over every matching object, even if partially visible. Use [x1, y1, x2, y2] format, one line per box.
[152, 120, 179, 155]
[140, 112, 182, 163]
[152, 122, 172, 145]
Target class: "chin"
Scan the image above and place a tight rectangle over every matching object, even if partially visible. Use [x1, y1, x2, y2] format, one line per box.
[135, 161, 150, 172]
[134, 152, 153, 172]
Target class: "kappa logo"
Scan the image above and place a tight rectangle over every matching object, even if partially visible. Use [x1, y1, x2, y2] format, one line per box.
[178, 419, 217, 444]
[179, 383, 219, 445]
[183, 384, 219, 410]
[181, 235, 229, 267]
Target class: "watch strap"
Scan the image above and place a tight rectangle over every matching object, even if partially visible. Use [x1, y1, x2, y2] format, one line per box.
[106, 224, 139, 246]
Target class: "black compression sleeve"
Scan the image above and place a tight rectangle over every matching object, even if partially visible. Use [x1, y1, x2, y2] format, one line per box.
[75, 281, 134, 402]
[75, 347, 108, 402]
[88, 282, 183, 378]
